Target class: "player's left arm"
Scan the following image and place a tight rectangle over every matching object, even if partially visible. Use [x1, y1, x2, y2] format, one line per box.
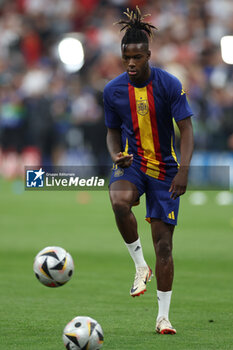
[169, 117, 194, 199]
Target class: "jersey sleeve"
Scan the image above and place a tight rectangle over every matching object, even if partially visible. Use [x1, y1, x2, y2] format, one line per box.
[103, 86, 122, 128]
[168, 75, 193, 122]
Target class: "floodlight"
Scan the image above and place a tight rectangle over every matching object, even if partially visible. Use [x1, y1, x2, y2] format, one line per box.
[58, 36, 84, 72]
[221, 36, 233, 64]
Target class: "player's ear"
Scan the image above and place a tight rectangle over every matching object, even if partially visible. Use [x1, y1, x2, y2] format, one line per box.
[147, 50, 151, 60]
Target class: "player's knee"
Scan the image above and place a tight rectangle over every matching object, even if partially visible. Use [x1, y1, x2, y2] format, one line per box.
[155, 238, 172, 261]
[111, 198, 131, 217]
[110, 193, 131, 217]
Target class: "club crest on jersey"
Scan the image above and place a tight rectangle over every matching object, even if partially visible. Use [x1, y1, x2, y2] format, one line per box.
[114, 168, 124, 177]
[136, 100, 148, 116]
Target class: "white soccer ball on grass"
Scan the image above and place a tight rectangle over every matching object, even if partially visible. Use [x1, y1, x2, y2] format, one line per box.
[33, 246, 74, 287]
[63, 316, 104, 350]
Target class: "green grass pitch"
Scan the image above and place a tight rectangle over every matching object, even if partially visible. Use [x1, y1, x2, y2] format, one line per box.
[0, 179, 232, 349]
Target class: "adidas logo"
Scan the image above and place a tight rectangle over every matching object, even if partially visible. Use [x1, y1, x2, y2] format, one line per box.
[168, 211, 175, 220]
[134, 246, 141, 252]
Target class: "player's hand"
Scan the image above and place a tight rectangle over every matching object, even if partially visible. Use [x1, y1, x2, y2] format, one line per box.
[113, 152, 133, 168]
[169, 169, 189, 200]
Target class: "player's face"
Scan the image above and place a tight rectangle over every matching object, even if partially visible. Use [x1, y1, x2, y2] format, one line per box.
[121, 43, 151, 84]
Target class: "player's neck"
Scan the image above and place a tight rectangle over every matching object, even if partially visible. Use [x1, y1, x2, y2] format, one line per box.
[144, 66, 151, 82]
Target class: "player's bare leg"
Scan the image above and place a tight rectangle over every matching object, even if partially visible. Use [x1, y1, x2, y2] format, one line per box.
[151, 219, 174, 291]
[109, 180, 139, 244]
[151, 219, 176, 334]
[109, 180, 152, 296]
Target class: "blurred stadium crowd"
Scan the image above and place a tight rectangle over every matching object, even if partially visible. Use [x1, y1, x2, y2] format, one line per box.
[0, 0, 232, 178]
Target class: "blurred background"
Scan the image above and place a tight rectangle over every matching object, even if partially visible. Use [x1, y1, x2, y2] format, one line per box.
[0, 3, 232, 348]
[0, 0, 232, 184]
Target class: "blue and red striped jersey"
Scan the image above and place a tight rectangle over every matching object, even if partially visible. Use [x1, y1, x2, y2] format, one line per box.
[104, 67, 193, 180]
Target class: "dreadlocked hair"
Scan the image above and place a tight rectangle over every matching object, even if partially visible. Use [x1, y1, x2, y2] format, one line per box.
[115, 6, 157, 46]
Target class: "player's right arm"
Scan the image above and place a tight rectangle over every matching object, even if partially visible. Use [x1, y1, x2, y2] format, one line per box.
[107, 128, 133, 168]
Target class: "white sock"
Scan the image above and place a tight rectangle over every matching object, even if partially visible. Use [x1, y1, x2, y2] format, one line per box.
[125, 238, 147, 268]
[157, 290, 172, 321]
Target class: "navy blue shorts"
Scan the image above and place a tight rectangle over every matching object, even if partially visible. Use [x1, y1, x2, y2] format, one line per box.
[109, 163, 180, 225]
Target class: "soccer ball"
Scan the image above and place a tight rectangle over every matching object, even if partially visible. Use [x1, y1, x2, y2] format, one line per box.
[33, 246, 74, 287]
[63, 316, 104, 350]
